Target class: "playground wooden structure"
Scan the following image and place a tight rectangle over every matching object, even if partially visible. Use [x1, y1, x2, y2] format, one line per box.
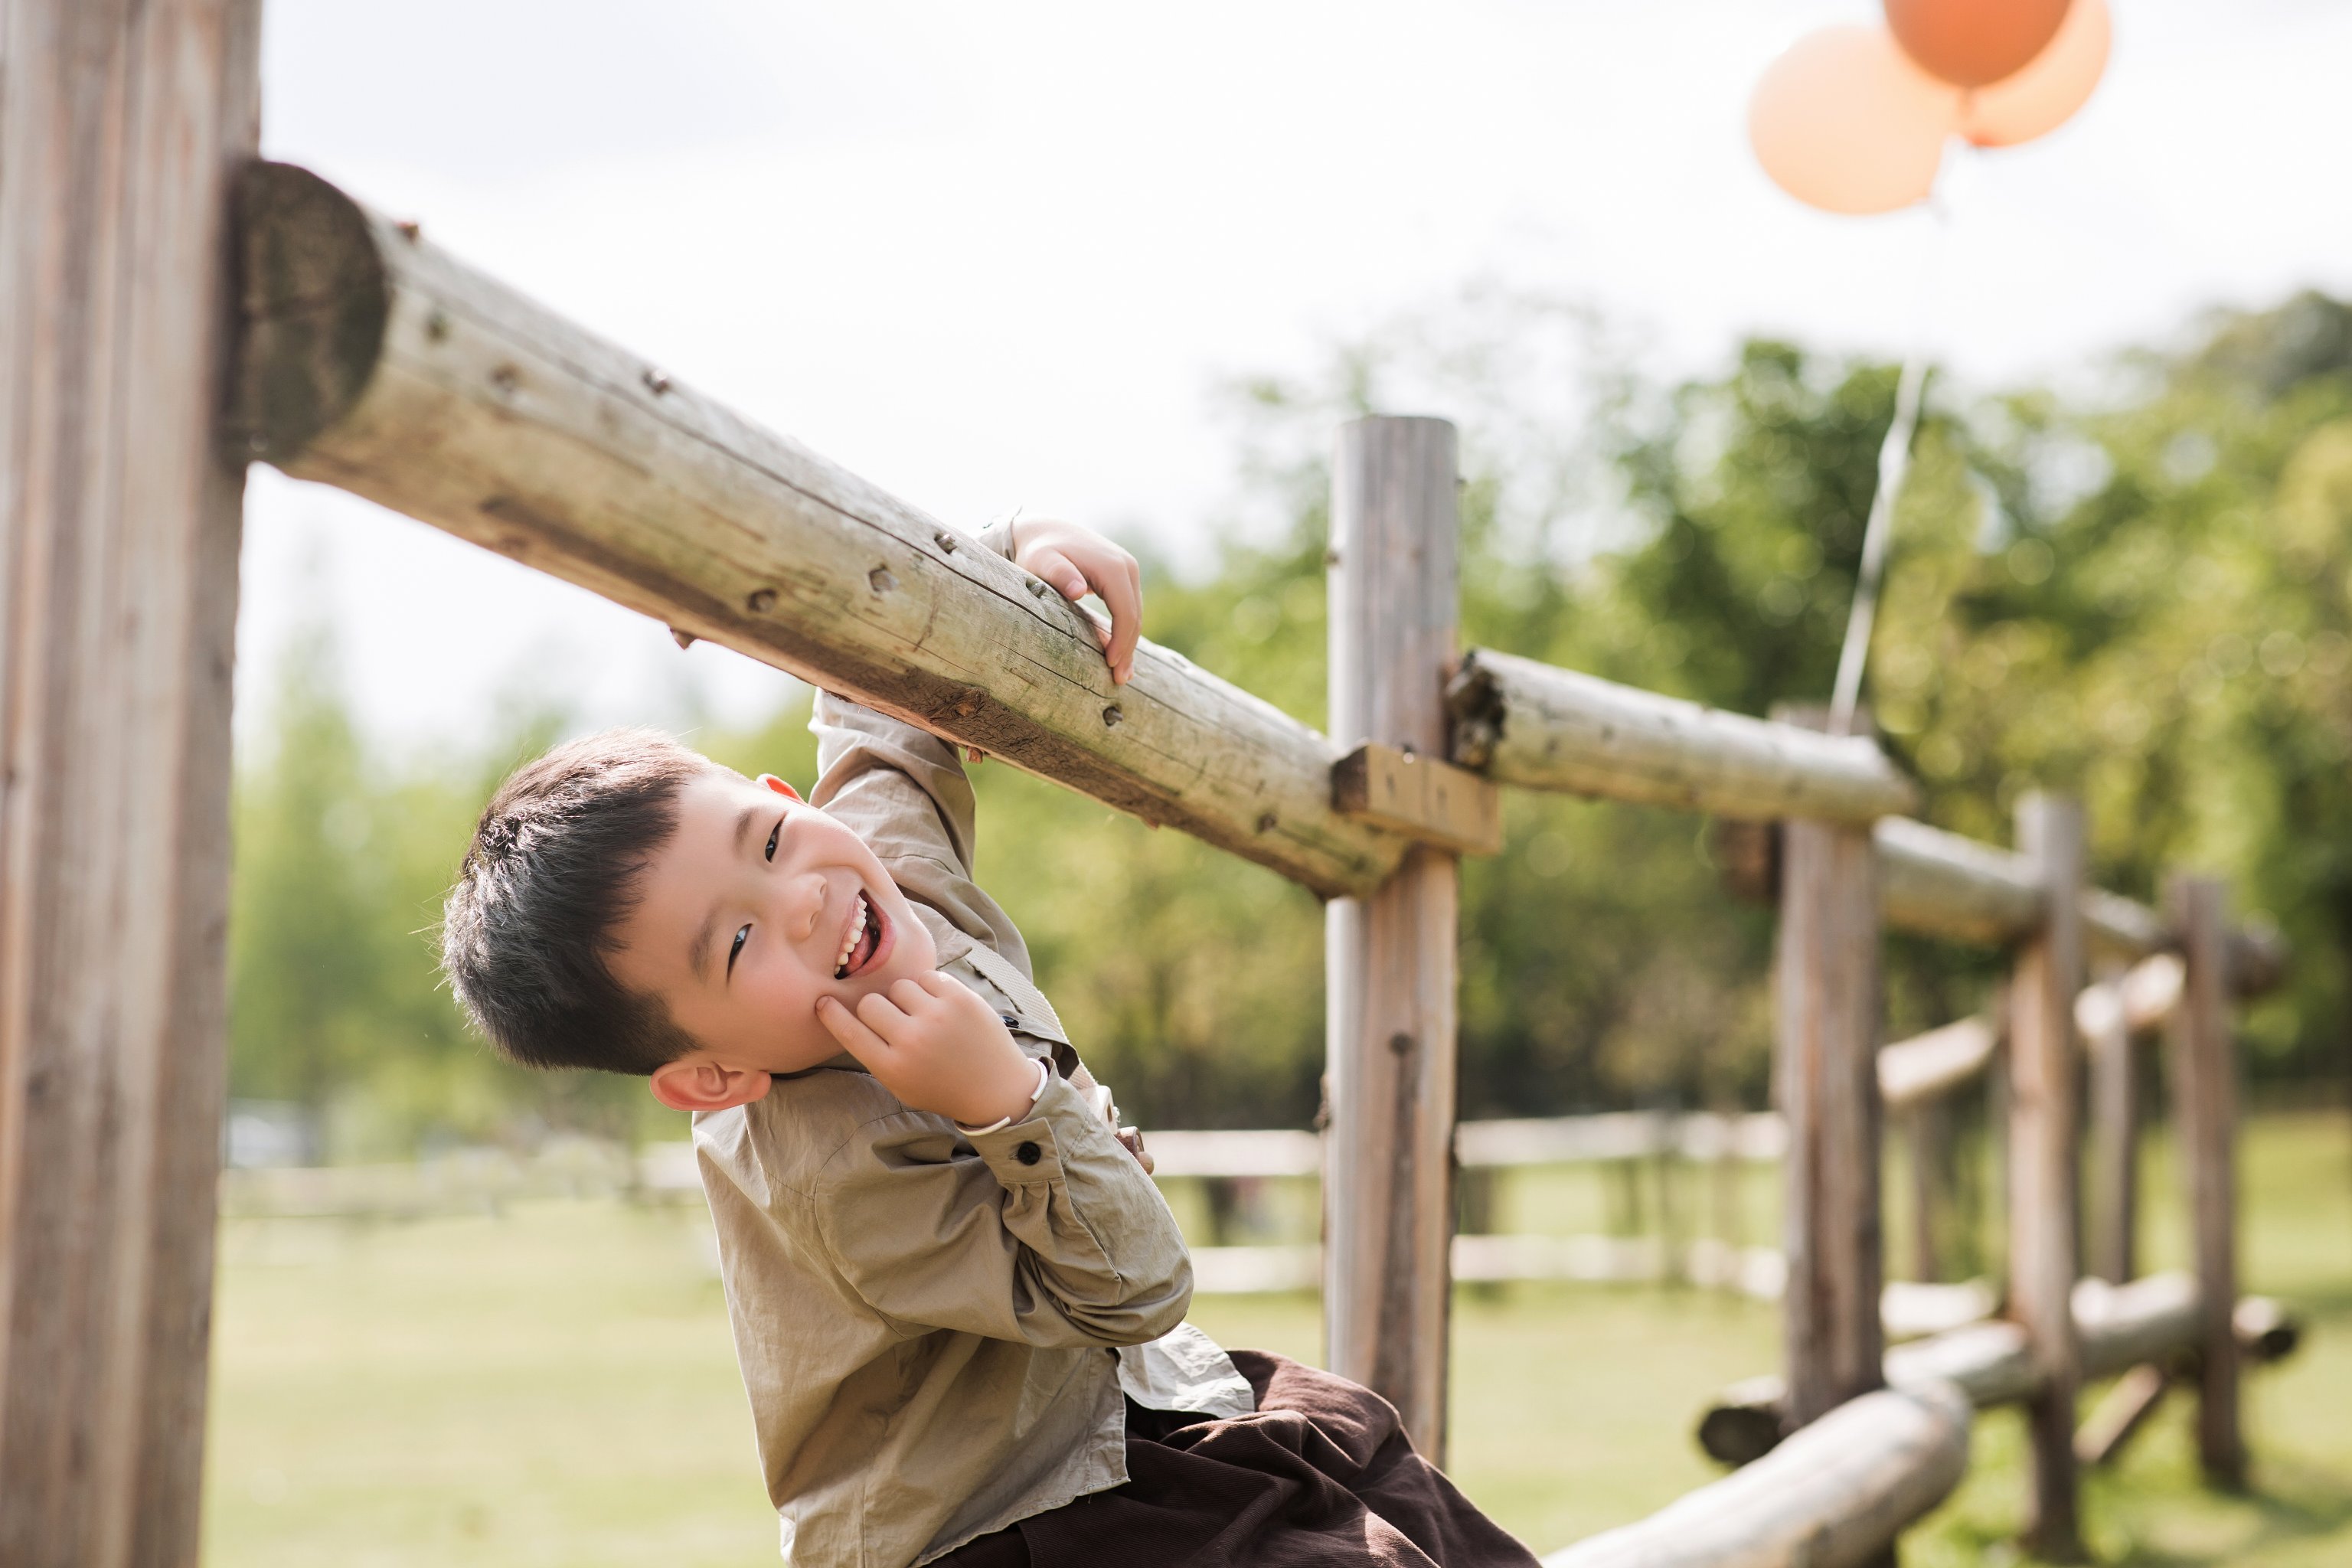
[0, 4, 2301, 1563]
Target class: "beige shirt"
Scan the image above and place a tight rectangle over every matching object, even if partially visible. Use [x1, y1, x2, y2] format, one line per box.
[694, 688, 1247, 1567]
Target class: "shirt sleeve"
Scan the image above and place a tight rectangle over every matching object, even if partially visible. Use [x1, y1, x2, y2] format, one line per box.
[806, 692, 1034, 973]
[813, 1074, 1193, 1348]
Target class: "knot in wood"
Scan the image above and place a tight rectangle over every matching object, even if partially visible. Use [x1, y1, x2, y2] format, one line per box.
[1256, 812, 1279, 834]
[869, 566, 898, 594]
[1388, 1031, 1416, 1059]
[744, 586, 778, 614]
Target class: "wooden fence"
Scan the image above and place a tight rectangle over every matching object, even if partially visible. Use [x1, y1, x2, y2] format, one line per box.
[0, 8, 2297, 1560]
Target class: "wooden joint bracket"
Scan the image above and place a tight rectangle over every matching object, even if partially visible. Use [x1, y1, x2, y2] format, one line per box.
[1331, 743, 1503, 858]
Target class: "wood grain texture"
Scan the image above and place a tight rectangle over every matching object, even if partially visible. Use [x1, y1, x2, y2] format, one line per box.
[1548, 1381, 1971, 1568]
[1697, 1272, 2298, 1466]
[229, 163, 1407, 898]
[0, 2, 260, 1563]
[1322, 416, 1459, 1459]
[2008, 794, 2086, 1560]
[1775, 815, 1886, 1428]
[2166, 874, 2245, 1487]
[1331, 742, 1502, 856]
[1449, 648, 1917, 825]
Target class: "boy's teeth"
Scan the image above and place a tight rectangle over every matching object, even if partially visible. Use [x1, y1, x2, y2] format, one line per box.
[835, 895, 867, 974]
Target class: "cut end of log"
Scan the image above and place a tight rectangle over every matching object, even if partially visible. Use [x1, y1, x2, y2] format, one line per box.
[225, 161, 390, 467]
[1697, 1402, 1787, 1468]
[1442, 652, 1504, 771]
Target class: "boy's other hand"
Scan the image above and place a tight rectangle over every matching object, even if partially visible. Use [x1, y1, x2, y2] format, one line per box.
[815, 972, 1042, 1129]
[1009, 518, 1142, 686]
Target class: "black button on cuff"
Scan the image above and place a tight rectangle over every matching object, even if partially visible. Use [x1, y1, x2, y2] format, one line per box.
[1014, 1141, 1043, 1166]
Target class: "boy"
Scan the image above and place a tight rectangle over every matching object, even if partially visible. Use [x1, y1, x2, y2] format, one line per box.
[441, 517, 1540, 1568]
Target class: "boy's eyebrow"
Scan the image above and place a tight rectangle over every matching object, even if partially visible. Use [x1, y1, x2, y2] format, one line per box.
[688, 905, 720, 983]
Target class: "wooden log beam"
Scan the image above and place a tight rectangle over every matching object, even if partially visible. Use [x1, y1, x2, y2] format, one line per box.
[0, 2, 260, 1563]
[1447, 649, 1918, 825]
[1322, 416, 1460, 1458]
[1877, 954, 2191, 1116]
[2074, 1362, 2171, 1468]
[1548, 1381, 1971, 1568]
[1878, 1016, 2001, 1112]
[1696, 1273, 2303, 1466]
[227, 162, 1408, 899]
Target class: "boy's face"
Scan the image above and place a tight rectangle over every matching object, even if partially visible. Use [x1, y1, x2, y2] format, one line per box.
[611, 769, 938, 1100]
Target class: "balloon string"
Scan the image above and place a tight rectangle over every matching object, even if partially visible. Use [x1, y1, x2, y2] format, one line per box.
[1826, 189, 1950, 740]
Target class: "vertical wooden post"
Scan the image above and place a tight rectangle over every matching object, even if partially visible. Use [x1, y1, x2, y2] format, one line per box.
[2009, 795, 2087, 1561]
[1773, 812, 1885, 1427]
[0, 3, 260, 1563]
[2087, 959, 2139, 1285]
[1325, 416, 1460, 1459]
[2166, 874, 2244, 1487]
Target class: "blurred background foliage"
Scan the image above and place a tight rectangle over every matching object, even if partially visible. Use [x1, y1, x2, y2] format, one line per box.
[226, 289, 2352, 1155]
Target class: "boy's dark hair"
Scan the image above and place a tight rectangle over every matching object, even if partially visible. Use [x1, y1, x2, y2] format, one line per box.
[442, 728, 719, 1075]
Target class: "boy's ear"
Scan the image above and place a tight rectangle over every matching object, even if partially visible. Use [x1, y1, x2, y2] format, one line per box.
[648, 1057, 773, 1114]
[756, 773, 802, 803]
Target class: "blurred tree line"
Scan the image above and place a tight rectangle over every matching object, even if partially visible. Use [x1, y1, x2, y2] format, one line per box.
[227, 290, 2352, 1155]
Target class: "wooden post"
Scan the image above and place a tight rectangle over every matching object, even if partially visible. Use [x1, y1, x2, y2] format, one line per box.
[1773, 801, 1886, 1429]
[2009, 795, 2087, 1560]
[2166, 874, 2244, 1487]
[1325, 416, 1460, 1459]
[0, 2, 260, 1563]
[2087, 959, 2139, 1284]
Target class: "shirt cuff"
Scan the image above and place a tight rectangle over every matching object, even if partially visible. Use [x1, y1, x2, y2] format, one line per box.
[976, 508, 1021, 563]
[965, 1073, 1090, 1185]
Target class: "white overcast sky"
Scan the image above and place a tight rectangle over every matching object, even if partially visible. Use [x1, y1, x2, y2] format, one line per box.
[240, 0, 2352, 753]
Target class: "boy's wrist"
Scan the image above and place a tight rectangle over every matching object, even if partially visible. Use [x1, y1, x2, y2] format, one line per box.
[954, 1054, 1050, 1136]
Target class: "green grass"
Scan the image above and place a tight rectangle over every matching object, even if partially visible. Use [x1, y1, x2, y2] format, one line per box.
[202, 1112, 2352, 1565]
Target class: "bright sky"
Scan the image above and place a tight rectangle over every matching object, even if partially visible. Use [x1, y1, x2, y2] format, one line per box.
[241, 0, 2352, 753]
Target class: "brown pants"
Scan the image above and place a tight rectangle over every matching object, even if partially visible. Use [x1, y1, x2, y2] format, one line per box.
[934, 1351, 1542, 1568]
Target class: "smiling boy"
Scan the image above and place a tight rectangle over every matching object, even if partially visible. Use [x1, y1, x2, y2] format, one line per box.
[440, 518, 1540, 1568]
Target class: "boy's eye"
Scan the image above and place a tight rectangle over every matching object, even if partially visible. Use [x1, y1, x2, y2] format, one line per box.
[765, 818, 781, 863]
[727, 924, 750, 976]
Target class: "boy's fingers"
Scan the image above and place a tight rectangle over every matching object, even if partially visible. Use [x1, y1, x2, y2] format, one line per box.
[888, 976, 942, 1016]
[817, 995, 893, 1061]
[851, 990, 914, 1046]
[1093, 560, 1142, 681]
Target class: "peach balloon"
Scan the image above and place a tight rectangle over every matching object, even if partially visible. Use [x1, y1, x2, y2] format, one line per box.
[1884, 0, 2071, 89]
[1749, 25, 1962, 216]
[1961, 0, 2110, 148]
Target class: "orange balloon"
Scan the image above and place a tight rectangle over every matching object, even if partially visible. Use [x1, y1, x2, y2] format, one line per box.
[1884, 0, 2072, 89]
[1960, 0, 2109, 147]
[1749, 25, 1961, 216]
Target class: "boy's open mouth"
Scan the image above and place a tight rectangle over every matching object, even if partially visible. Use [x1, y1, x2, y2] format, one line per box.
[834, 887, 888, 979]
